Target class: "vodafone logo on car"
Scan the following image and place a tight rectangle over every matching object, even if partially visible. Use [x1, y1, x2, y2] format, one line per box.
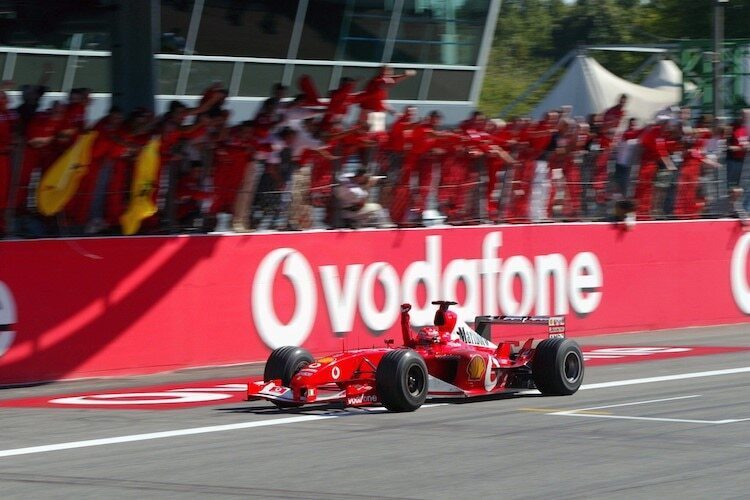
[252, 232, 603, 349]
[0, 281, 17, 359]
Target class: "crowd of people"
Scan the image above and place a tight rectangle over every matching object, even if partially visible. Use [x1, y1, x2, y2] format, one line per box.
[1, 67, 750, 239]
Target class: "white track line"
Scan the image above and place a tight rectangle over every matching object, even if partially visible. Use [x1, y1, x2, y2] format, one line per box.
[2, 367, 750, 459]
[0, 404, 444, 459]
[579, 366, 750, 390]
[0, 415, 336, 458]
[552, 394, 702, 414]
[551, 414, 743, 425]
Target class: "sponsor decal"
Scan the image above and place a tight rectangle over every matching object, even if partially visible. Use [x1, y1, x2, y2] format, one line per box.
[316, 356, 335, 364]
[483, 355, 502, 391]
[252, 232, 603, 348]
[548, 317, 565, 326]
[0, 380, 252, 410]
[346, 394, 378, 406]
[331, 366, 341, 380]
[0, 281, 17, 359]
[466, 355, 485, 381]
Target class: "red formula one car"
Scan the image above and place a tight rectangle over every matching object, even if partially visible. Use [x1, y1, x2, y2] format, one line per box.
[247, 301, 584, 412]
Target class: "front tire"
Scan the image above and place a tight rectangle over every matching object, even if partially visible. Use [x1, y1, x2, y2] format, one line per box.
[376, 349, 428, 412]
[264, 346, 314, 408]
[532, 338, 584, 395]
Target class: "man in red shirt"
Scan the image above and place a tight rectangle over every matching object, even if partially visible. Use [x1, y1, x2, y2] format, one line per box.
[358, 66, 415, 128]
[727, 111, 749, 208]
[603, 94, 628, 132]
[391, 110, 443, 225]
[634, 119, 676, 219]
[321, 77, 361, 131]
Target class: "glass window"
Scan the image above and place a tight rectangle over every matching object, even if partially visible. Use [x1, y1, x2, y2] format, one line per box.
[427, 70, 473, 101]
[238, 63, 285, 97]
[291, 65, 334, 95]
[388, 69, 423, 100]
[194, 0, 298, 58]
[72, 56, 111, 92]
[0, 53, 6, 76]
[161, 0, 194, 54]
[12, 54, 67, 92]
[391, 0, 489, 66]
[157, 59, 182, 94]
[335, 0, 394, 62]
[297, 1, 346, 61]
[185, 61, 234, 95]
[0, 3, 111, 50]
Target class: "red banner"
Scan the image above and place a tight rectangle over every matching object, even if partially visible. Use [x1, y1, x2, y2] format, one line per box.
[1, 221, 749, 385]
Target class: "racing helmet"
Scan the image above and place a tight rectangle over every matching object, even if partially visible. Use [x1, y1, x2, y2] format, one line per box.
[434, 308, 457, 333]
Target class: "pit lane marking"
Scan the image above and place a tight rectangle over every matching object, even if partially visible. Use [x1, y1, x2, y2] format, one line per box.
[546, 395, 750, 425]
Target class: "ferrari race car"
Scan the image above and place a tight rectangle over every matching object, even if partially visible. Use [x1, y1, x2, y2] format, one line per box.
[247, 301, 584, 412]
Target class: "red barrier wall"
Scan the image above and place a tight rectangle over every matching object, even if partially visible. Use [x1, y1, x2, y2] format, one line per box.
[1, 221, 749, 385]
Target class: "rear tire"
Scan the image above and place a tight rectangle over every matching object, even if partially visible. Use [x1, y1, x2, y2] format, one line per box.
[532, 338, 584, 395]
[376, 349, 428, 412]
[264, 346, 314, 408]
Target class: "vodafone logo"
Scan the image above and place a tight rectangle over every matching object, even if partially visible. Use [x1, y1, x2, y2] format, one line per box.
[0, 281, 17, 359]
[731, 233, 750, 313]
[252, 248, 317, 349]
[251, 232, 604, 349]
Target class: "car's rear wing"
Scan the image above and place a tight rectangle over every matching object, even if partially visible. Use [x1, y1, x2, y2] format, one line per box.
[473, 315, 566, 341]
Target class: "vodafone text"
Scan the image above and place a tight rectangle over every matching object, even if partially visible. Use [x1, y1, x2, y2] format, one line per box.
[252, 233, 603, 348]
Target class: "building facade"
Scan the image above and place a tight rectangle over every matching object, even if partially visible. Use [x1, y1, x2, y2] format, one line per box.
[1, 0, 501, 123]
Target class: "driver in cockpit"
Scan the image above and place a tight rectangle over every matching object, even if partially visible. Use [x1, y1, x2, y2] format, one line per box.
[415, 302, 458, 344]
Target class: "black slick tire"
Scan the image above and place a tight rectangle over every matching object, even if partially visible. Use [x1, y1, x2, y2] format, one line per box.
[263, 346, 314, 408]
[376, 349, 428, 412]
[531, 338, 584, 395]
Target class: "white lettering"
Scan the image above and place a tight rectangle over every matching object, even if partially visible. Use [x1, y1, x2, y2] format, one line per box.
[442, 259, 481, 320]
[568, 252, 603, 315]
[481, 232, 502, 316]
[252, 248, 316, 349]
[402, 236, 441, 325]
[499, 256, 535, 315]
[535, 253, 568, 316]
[320, 264, 363, 333]
[250, 232, 606, 342]
[731, 233, 750, 314]
[359, 263, 400, 332]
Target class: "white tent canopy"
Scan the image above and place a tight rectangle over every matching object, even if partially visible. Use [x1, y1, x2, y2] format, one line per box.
[531, 56, 681, 124]
[641, 58, 683, 88]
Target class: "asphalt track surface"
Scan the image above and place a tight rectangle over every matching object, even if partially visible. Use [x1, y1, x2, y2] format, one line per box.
[2, 325, 750, 499]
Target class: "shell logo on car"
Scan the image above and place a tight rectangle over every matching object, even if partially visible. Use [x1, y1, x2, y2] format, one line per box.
[466, 355, 485, 381]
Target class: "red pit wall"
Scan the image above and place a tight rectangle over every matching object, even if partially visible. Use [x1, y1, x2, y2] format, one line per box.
[1, 220, 749, 385]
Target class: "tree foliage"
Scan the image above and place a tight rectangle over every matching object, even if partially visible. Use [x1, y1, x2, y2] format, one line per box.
[479, 0, 750, 116]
